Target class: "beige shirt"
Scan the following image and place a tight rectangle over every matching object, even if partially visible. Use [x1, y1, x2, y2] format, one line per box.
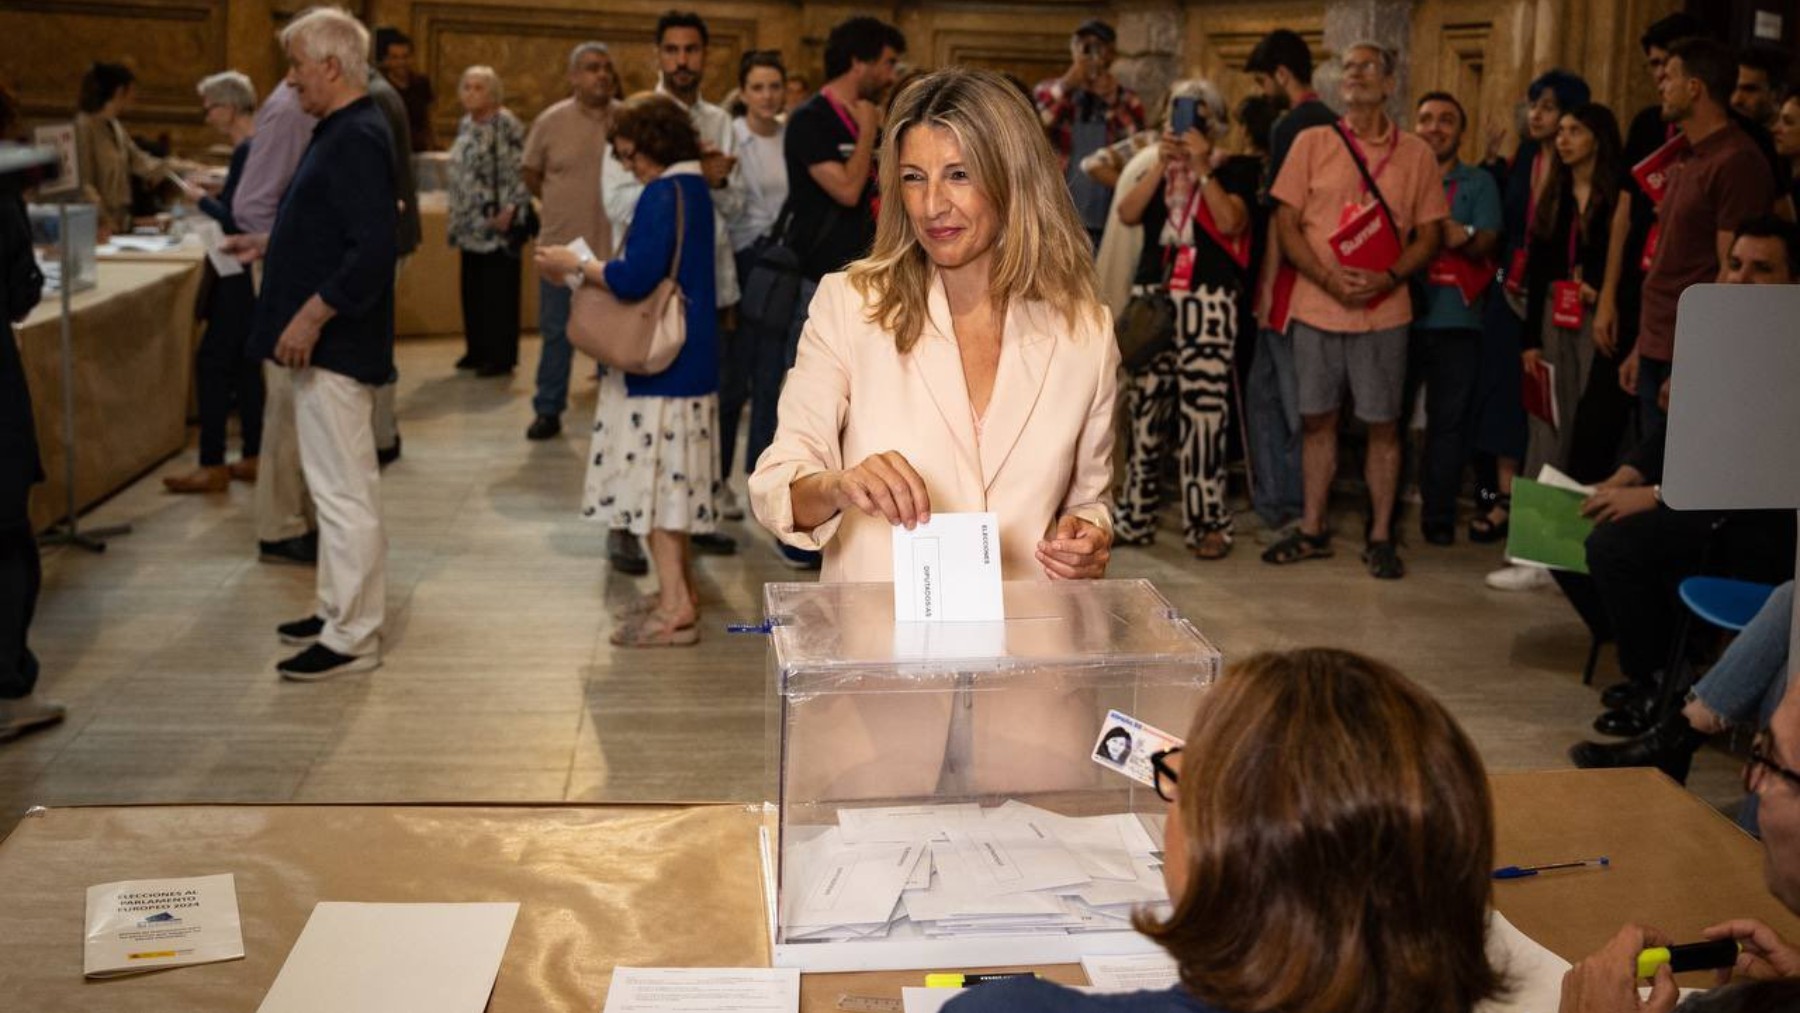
[75, 112, 167, 231]
[1270, 120, 1448, 334]
[523, 97, 611, 250]
[749, 272, 1118, 584]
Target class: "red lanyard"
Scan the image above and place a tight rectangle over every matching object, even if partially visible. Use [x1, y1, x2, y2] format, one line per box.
[1172, 180, 1203, 243]
[1339, 117, 1398, 197]
[820, 88, 858, 140]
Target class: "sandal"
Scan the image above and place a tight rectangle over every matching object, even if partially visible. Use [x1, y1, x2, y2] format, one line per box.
[611, 593, 661, 622]
[1362, 540, 1406, 580]
[1469, 492, 1511, 544]
[609, 613, 700, 648]
[1260, 529, 1333, 565]
[1192, 531, 1233, 561]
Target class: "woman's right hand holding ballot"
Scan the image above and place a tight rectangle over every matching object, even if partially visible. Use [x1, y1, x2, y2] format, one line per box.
[1701, 919, 1800, 983]
[795, 451, 932, 531]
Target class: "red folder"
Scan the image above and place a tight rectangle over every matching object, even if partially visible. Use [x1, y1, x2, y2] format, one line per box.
[1426, 250, 1497, 307]
[1522, 356, 1559, 430]
[1328, 201, 1404, 308]
[1631, 134, 1689, 206]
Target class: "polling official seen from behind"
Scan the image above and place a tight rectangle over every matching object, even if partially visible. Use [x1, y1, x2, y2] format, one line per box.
[945, 648, 1503, 1013]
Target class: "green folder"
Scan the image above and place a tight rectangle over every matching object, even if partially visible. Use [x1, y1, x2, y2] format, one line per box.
[1505, 478, 1595, 574]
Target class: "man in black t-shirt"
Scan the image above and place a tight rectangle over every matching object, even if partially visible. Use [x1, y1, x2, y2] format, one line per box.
[780, 16, 903, 289]
[1242, 29, 1336, 538]
[752, 15, 903, 569]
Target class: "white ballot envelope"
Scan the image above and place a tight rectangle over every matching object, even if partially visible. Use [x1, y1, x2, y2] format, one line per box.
[892, 512, 1003, 622]
[565, 237, 596, 291]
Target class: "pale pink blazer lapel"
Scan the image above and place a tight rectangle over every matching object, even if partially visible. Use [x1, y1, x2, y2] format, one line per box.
[911, 274, 1056, 494]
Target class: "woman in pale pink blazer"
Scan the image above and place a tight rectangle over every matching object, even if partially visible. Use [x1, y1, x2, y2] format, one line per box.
[750, 68, 1118, 584]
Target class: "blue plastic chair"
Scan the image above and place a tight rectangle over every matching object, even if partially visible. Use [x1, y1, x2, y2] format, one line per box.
[1678, 577, 1779, 633]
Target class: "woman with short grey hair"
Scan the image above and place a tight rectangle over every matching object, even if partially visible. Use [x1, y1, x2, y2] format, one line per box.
[447, 64, 530, 375]
[162, 68, 265, 493]
[196, 71, 257, 117]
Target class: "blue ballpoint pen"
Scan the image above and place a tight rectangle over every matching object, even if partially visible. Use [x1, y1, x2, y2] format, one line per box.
[1493, 856, 1610, 880]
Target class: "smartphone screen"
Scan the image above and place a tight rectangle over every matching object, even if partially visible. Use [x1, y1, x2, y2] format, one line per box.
[1171, 97, 1198, 137]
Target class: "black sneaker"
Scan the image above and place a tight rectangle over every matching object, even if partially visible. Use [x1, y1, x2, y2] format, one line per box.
[526, 415, 562, 441]
[454, 354, 478, 371]
[277, 615, 325, 645]
[277, 643, 380, 682]
[475, 363, 514, 377]
[259, 531, 318, 566]
[691, 532, 738, 556]
[608, 529, 649, 576]
[377, 435, 402, 468]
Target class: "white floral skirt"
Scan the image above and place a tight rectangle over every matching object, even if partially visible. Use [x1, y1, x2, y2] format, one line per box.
[581, 372, 720, 536]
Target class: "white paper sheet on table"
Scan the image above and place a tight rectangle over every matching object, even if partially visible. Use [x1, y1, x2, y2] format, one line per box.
[602, 967, 800, 1013]
[1081, 951, 1181, 992]
[254, 902, 518, 1013]
[892, 512, 1003, 622]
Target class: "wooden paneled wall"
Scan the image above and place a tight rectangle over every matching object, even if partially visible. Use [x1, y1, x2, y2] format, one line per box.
[1, 0, 1684, 164]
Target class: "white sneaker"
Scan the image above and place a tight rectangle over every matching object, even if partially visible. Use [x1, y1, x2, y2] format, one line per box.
[718, 486, 746, 522]
[0, 694, 67, 742]
[1486, 563, 1554, 591]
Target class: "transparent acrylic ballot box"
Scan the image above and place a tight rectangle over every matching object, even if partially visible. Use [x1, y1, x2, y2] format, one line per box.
[762, 578, 1220, 972]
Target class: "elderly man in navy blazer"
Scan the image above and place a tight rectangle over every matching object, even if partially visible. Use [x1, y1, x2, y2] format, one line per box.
[229, 7, 396, 682]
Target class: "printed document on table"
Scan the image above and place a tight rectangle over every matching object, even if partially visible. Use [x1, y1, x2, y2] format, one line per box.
[84, 873, 245, 977]
[254, 902, 518, 1013]
[1081, 952, 1180, 992]
[602, 967, 799, 1013]
[892, 512, 1003, 622]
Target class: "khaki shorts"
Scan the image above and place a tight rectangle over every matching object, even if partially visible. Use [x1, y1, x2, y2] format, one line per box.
[1291, 321, 1408, 423]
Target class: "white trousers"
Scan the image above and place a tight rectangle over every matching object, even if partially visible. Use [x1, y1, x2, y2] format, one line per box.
[292, 368, 386, 657]
[254, 363, 315, 542]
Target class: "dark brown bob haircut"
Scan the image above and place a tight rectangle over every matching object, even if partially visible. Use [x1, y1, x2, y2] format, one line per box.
[1135, 649, 1503, 1013]
[608, 94, 701, 168]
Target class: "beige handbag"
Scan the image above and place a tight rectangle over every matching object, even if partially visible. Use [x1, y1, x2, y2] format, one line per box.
[568, 182, 688, 375]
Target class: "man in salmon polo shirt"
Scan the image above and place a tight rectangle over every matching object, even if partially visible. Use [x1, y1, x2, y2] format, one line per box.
[1267, 41, 1447, 580]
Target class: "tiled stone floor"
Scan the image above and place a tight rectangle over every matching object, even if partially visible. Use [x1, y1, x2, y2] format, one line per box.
[0, 335, 1743, 840]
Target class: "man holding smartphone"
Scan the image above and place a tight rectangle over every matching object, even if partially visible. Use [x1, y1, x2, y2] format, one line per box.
[1035, 19, 1148, 250]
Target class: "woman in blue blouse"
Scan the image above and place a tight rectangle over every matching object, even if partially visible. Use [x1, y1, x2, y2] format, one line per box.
[536, 96, 719, 648]
[165, 71, 265, 494]
[946, 649, 1503, 1013]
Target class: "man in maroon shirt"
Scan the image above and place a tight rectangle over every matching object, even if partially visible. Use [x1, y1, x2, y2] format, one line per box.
[1626, 37, 1776, 436]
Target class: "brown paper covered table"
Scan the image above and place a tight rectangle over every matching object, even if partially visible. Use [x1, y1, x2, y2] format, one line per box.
[398, 193, 539, 338]
[0, 770, 1794, 1010]
[17, 258, 203, 533]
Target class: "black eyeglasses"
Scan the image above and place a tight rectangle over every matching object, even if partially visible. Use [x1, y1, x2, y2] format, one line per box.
[1745, 731, 1800, 795]
[1150, 747, 1182, 803]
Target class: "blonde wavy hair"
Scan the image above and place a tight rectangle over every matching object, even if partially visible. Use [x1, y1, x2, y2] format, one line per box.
[846, 68, 1102, 354]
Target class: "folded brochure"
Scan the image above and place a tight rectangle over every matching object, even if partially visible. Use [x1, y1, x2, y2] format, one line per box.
[85, 873, 245, 978]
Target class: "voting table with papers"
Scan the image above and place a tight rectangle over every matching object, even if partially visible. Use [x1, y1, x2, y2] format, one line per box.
[763, 579, 1220, 971]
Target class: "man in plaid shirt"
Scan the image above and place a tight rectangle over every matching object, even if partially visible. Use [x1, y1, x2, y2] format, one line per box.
[1034, 19, 1149, 248]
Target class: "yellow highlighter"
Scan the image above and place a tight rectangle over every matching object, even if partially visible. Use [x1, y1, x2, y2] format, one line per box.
[925, 973, 1038, 988]
[1635, 940, 1740, 979]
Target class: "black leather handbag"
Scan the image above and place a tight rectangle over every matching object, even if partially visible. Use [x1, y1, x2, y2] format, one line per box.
[1116, 244, 1177, 372]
